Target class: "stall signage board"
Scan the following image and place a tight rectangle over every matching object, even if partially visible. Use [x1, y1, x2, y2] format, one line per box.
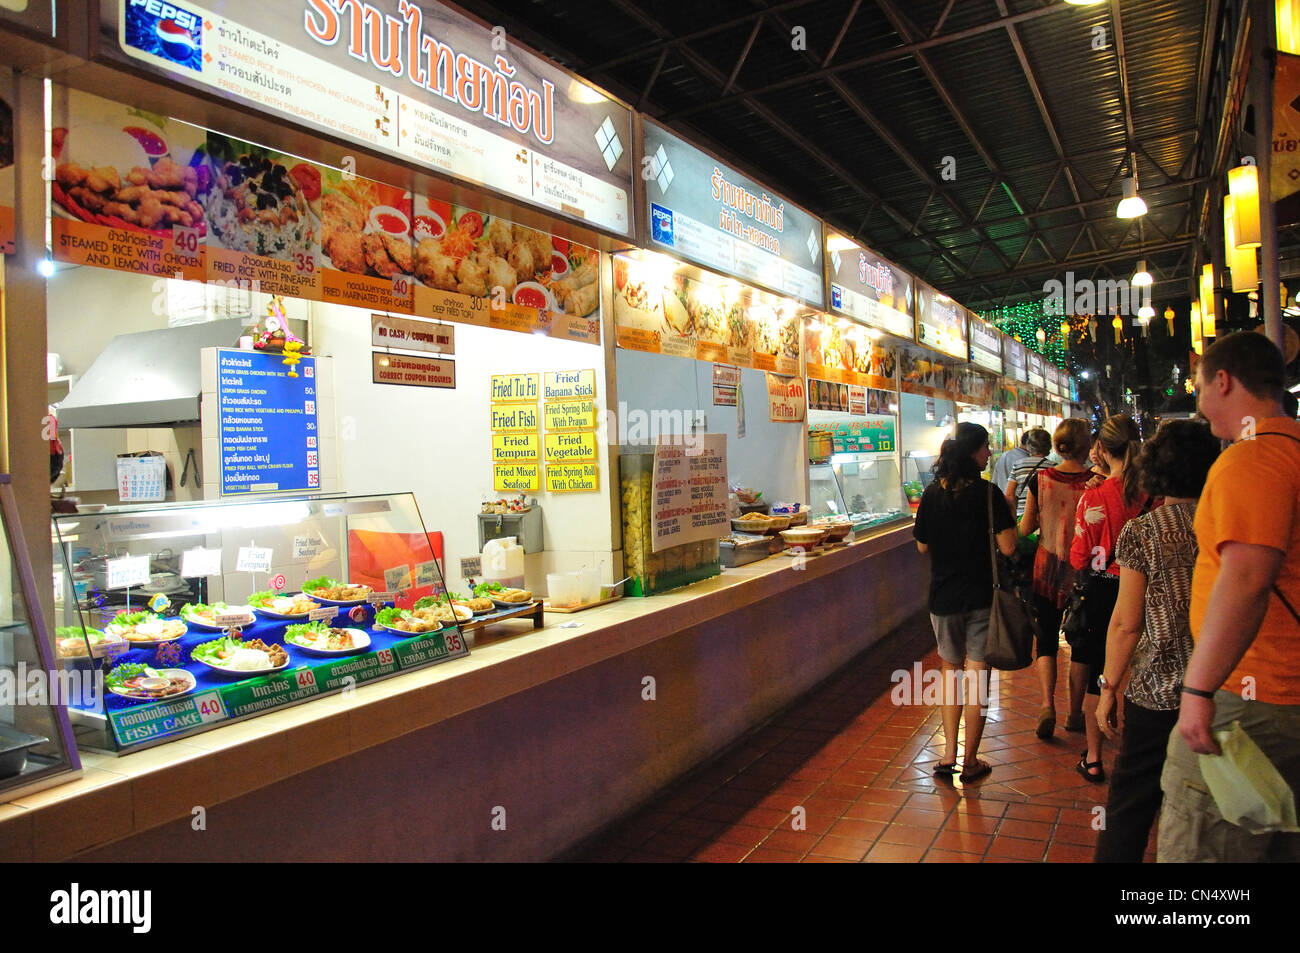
[545, 463, 600, 493]
[220, 668, 322, 719]
[106, 0, 633, 237]
[371, 315, 454, 355]
[492, 432, 540, 464]
[491, 404, 540, 433]
[106, 555, 151, 590]
[310, 650, 400, 692]
[830, 420, 896, 453]
[181, 547, 223, 578]
[968, 316, 1004, 374]
[1004, 336, 1029, 382]
[235, 546, 273, 574]
[1027, 352, 1045, 389]
[544, 400, 596, 432]
[217, 348, 318, 495]
[393, 628, 469, 669]
[372, 352, 455, 389]
[492, 374, 540, 402]
[544, 431, 597, 463]
[640, 119, 824, 309]
[109, 690, 229, 747]
[650, 434, 728, 553]
[913, 280, 968, 361]
[825, 234, 914, 339]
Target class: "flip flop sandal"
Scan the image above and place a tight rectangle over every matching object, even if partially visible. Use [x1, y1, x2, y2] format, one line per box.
[959, 760, 992, 783]
[932, 762, 958, 777]
[1076, 757, 1106, 783]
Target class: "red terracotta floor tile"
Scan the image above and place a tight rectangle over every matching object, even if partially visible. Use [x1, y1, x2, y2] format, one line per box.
[808, 835, 873, 861]
[924, 848, 985, 863]
[828, 817, 887, 841]
[986, 836, 1049, 862]
[844, 800, 902, 822]
[761, 828, 824, 854]
[865, 841, 928, 863]
[877, 824, 939, 848]
[997, 818, 1055, 841]
[712, 823, 771, 847]
[737, 806, 794, 829]
[688, 801, 750, 824]
[893, 807, 949, 828]
[931, 828, 992, 855]
[743, 846, 804, 863]
[640, 831, 708, 860]
[1003, 803, 1061, 824]
[945, 812, 1002, 835]
[1052, 824, 1101, 847]
[1046, 841, 1096, 863]
[691, 841, 753, 863]
[801, 854, 851, 863]
[621, 850, 679, 863]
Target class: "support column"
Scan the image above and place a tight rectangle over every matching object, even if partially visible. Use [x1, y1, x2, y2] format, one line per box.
[1254, 0, 1283, 347]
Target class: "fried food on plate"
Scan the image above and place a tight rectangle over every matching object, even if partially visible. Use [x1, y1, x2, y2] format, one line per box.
[416, 238, 459, 291]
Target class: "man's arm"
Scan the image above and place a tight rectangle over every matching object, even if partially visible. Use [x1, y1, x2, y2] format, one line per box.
[1178, 541, 1285, 754]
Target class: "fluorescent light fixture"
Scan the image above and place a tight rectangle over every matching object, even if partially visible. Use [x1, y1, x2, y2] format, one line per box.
[824, 234, 858, 252]
[1116, 177, 1147, 219]
[1131, 261, 1152, 287]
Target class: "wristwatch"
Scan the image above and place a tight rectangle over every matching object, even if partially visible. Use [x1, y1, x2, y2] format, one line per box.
[1097, 673, 1115, 692]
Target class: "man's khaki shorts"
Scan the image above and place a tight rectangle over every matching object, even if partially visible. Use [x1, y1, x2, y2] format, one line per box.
[1158, 690, 1300, 863]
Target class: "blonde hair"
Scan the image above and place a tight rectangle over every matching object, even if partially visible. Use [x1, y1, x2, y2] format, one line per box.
[1053, 418, 1091, 461]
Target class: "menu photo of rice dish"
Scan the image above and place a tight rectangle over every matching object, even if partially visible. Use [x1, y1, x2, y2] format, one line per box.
[201, 133, 320, 263]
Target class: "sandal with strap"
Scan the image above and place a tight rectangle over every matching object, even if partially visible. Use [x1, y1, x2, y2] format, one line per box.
[932, 762, 958, 777]
[959, 760, 992, 783]
[1076, 756, 1106, 783]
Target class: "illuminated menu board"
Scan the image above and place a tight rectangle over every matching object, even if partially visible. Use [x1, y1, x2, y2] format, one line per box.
[1027, 352, 1046, 389]
[825, 233, 914, 339]
[641, 118, 824, 309]
[1004, 336, 1028, 382]
[967, 315, 1003, 374]
[913, 280, 968, 360]
[105, 0, 633, 236]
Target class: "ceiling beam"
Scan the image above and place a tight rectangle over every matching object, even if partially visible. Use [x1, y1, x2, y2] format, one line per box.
[822, 0, 863, 68]
[941, 236, 1195, 296]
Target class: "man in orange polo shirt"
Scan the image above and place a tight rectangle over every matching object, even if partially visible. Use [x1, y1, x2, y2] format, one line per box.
[1158, 331, 1300, 862]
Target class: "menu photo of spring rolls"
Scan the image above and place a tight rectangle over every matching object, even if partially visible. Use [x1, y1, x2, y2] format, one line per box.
[200, 133, 323, 299]
[49, 88, 210, 280]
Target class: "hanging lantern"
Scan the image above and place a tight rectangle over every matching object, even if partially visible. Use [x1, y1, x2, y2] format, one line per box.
[1225, 197, 1259, 292]
[1059, 321, 1071, 348]
[1164, 306, 1175, 336]
[1200, 264, 1217, 338]
[1227, 162, 1261, 248]
[1112, 313, 1123, 344]
[1035, 327, 1046, 347]
[1191, 301, 1203, 355]
[1088, 317, 1097, 342]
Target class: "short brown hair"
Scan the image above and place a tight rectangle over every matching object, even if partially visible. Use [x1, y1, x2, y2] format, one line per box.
[1054, 418, 1091, 460]
[1200, 331, 1286, 401]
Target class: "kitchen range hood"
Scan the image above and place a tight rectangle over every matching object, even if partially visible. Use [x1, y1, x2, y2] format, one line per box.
[57, 319, 248, 428]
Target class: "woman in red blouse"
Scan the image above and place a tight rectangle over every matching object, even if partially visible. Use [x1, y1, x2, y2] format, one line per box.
[1069, 414, 1152, 782]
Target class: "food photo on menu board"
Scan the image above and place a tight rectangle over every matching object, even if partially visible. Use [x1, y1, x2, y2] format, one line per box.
[411, 193, 600, 317]
[50, 88, 210, 280]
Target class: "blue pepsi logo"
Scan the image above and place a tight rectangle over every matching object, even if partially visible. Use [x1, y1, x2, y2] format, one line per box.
[125, 0, 203, 73]
[651, 203, 674, 246]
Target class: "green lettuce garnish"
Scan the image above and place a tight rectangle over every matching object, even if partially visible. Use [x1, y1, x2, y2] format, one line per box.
[247, 591, 274, 607]
[374, 607, 407, 627]
[192, 636, 240, 663]
[472, 581, 505, 597]
[285, 621, 329, 645]
[303, 576, 340, 593]
[106, 662, 160, 688]
[111, 610, 156, 628]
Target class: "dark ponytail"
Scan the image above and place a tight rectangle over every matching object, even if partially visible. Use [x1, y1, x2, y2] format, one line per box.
[932, 422, 989, 490]
[1099, 414, 1143, 506]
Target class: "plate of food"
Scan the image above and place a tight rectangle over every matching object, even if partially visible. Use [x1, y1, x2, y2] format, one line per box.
[248, 591, 318, 620]
[446, 592, 495, 615]
[410, 597, 474, 622]
[192, 636, 290, 677]
[302, 576, 374, 606]
[180, 602, 257, 630]
[373, 607, 449, 634]
[55, 625, 127, 659]
[203, 141, 318, 261]
[105, 611, 188, 644]
[490, 588, 534, 609]
[106, 664, 197, 703]
[283, 622, 371, 656]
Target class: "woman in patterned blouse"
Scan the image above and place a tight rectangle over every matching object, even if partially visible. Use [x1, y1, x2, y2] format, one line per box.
[1093, 419, 1221, 863]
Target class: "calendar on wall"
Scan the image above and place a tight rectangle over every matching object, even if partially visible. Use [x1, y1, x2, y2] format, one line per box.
[116, 453, 167, 502]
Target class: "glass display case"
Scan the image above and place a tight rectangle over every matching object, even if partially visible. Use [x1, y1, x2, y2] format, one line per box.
[51, 492, 476, 753]
[808, 451, 907, 532]
[0, 476, 81, 799]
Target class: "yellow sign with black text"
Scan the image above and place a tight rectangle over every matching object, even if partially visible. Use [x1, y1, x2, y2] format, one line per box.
[544, 431, 598, 463]
[492, 432, 540, 464]
[544, 399, 597, 432]
[546, 464, 600, 493]
[491, 373, 540, 402]
[543, 369, 597, 400]
[491, 404, 540, 433]
[494, 464, 540, 492]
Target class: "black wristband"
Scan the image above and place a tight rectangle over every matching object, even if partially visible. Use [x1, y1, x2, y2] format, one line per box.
[1181, 685, 1217, 699]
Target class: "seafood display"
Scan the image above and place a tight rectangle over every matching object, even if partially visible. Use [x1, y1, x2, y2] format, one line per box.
[374, 606, 449, 633]
[302, 577, 372, 604]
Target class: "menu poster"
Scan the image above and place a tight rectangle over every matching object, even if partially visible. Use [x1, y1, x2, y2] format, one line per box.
[316, 174, 414, 313]
[49, 87, 207, 280]
[957, 369, 995, 407]
[1004, 336, 1029, 382]
[829, 419, 896, 453]
[913, 280, 968, 361]
[107, 0, 633, 236]
[650, 434, 728, 553]
[803, 324, 898, 391]
[641, 118, 824, 309]
[1027, 352, 1045, 388]
[411, 195, 602, 346]
[766, 373, 806, 423]
[612, 257, 800, 373]
[898, 346, 959, 399]
[825, 234, 914, 339]
[968, 315, 1004, 374]
[217, 348, 318, 495]
[809, 379, 890, 416]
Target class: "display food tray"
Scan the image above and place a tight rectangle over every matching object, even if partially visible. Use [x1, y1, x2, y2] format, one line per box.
[544, 595, 622, 613]
[458, 600, 544, 630]
[720, 542, 770, 568]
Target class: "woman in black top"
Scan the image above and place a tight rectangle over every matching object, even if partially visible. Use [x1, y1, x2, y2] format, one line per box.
[913, 423, 1018, 784]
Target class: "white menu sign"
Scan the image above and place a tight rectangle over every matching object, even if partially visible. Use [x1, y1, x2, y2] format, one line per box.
[108, 0, 633, 235]
[650, 435, 729, 553]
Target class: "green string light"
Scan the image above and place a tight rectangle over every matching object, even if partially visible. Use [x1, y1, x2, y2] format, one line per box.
[977, 301, 1071, 374]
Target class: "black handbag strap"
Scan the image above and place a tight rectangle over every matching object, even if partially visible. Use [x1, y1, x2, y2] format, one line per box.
[987, 483, 1006, 591]
[1015, 456, 1049, 505]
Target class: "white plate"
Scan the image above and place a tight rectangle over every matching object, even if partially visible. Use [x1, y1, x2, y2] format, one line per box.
[181, 606, 256, 630]
[491, 597, 533, 610]
[195, 655, 291, 678]
[112, 619, 189, 644]
[375, 621, 448, 637]
[108, 668, 197, 702]
[284, 627, 371, 656]
[304, 587, 372, 606]
[250, 595, 316, 620]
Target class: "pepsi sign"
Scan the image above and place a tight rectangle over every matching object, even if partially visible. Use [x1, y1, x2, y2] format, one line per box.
[125, 0, 203, 73]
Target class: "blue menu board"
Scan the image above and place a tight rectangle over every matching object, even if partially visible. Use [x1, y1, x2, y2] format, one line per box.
[217, 348, 318, 495]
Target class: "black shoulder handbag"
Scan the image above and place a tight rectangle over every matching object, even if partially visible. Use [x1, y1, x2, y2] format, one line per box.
[1059, 493, 1154, 646]
[984, 484, 1038, 670]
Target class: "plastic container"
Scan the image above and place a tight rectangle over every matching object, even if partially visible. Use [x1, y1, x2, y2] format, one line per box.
[576, 568, 600, 604]
[547, 571, 581, 608]
[482, 536, 525, 589]
[619, 446, 721, 596]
